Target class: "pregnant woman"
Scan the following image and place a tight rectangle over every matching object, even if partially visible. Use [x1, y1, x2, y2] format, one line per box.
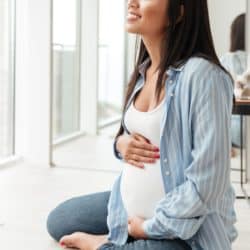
[47, 0, 238, 249]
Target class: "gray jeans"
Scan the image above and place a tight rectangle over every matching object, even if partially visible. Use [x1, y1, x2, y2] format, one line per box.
[46, 191, 191, 250]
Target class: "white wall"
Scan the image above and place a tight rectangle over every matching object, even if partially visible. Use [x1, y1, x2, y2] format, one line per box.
[208, 0, 246, 57]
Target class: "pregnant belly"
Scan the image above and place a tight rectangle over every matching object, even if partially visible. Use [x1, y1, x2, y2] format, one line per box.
[120, 162, 166, 219]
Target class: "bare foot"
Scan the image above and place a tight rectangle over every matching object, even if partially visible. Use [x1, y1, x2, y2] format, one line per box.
[59, 232, 109, 250]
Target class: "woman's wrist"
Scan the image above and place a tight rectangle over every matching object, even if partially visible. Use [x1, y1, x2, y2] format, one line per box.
[116, 135, 122, 154]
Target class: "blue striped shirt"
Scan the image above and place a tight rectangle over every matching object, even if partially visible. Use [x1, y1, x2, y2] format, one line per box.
[108, 57, 238, 250]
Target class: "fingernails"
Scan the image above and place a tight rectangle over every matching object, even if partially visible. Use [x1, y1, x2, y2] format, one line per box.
[154, 148, 160, 152]
[60, 242, 65, 246]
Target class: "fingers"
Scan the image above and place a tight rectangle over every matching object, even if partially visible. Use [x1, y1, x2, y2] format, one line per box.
[130, 132, 160, 154]
[129, 153, 159, 163]
[132, 140, 159, 153]
[125, 133, 160, 168]
[127, 159, 145, 169]
[131, 132, 151, 144]
[127, 154, 159, 168]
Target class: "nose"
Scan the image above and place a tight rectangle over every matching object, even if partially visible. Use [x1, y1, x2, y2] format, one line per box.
[127, 0, 139, 8]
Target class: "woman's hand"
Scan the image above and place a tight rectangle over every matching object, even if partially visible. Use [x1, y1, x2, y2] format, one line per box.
[116, 132, 160, 169]
[128, 216, 148, 240]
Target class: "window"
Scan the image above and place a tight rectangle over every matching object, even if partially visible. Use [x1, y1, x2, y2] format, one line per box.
[98, 0, 126, 128]
[52, 0, 81, 141]
[0, 0, 15, 161]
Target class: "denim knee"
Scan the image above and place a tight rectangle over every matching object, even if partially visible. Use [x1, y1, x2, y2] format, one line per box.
[46, 207, 65, 242]
[46, 191, 110, 242]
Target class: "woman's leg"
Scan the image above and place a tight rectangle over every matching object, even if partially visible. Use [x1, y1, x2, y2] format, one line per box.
[46, 191, 110, 242]
[98, 238, 191, 250]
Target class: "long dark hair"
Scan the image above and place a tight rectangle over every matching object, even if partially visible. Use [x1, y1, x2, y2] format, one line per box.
[230, 13, 245, 52]
[115, 0, 230, 140]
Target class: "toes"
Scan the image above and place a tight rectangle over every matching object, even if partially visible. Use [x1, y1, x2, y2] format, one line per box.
[59, 234, 76, 248]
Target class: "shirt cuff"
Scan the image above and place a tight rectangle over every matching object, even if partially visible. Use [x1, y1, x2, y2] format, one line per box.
[113, 138, 123, 160]
[142, 219, 152, 238]
[142, 218, 176, 239]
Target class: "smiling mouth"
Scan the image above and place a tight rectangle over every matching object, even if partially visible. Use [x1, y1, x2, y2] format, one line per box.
[127, 13, 141, 21]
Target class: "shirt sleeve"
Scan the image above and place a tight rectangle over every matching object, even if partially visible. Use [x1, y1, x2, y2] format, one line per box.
[142, 64, 234, 240]
[113, 129, 128, 163]
[113, 137, 123, 160]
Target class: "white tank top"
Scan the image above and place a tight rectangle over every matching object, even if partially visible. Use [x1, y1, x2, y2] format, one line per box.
[120, 94, 166, 219]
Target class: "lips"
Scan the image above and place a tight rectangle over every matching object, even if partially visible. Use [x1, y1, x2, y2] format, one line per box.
[127, 12, 141, 21]
[128, 12, 141, 18]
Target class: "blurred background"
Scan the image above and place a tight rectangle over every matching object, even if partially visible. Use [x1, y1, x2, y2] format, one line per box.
[0, 0, 250, 249]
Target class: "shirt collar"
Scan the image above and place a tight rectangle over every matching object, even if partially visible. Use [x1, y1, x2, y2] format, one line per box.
[166, 64, 185, 76]
[138, 57, 185, 78]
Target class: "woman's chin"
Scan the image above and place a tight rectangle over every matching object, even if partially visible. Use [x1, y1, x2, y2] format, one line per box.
[125, 25, 141, 35]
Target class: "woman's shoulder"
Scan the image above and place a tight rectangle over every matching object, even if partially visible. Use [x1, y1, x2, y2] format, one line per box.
[182, 56, 222, 75]
[179, 56, 233, 94]
[181, 56, 231, 81]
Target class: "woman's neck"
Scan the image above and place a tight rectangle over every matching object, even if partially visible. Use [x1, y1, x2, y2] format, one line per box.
[142, 35, 164, 73]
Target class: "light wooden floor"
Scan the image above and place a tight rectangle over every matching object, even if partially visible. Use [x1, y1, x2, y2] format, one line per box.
[0, 135, 250, 250]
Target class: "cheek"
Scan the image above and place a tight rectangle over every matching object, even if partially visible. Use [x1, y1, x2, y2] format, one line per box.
[142, 8, 168, 32]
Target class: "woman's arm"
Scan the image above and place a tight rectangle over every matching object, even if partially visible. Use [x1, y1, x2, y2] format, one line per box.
[142, 64, 234, 240]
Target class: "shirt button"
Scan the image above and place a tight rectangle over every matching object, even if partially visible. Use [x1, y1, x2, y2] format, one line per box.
[169, 79, 173, 84]
[164, 158, 168, 163]
[170, 93, 174, 97]
[165, 171, 170, 176]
